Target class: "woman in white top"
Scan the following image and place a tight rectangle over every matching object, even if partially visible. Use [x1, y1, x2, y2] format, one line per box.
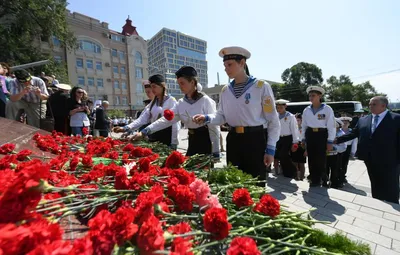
[132, 66, 220, 157]
[193, 46, 280, 184]
[67, 86, 90, 136]
[113, 74, 179, 148]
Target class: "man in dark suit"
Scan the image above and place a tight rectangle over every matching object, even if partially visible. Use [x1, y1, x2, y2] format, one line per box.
[337, 96, 400, 204]
[94, 101, 111, 137]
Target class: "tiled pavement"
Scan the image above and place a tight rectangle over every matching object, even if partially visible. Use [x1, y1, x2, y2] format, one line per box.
[176, 129, 400, 254]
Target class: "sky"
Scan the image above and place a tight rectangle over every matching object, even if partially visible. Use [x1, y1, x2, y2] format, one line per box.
[67, 0, 400, 101]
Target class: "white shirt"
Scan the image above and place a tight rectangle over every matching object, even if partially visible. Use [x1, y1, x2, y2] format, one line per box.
[279, 112, 300, 144]
[301, 104, 336, 143]
[371, 109, 388, 128]
[207, 77, 280, 153]
[145, 94, 220, 153]
[342, 128, 358, 155]
[125, 96, 180, 145]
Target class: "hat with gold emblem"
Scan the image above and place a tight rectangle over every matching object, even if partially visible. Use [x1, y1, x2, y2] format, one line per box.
[275, 99, 290, 105]
[306, 86, 325, 95]
[219, 46, 251, 61]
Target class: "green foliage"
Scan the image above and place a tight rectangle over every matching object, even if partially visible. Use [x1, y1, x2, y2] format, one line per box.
[281, 62, 324, 101]
[0, 0, 75, 80]
[207, 164, 254, 185]
[307, 230, 371, 254]
[107, 109, 127, 118]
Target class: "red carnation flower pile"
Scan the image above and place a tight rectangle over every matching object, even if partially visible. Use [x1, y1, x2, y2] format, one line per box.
[232, 188, 254, 209]
[164, 109, 175, 121]
[227, 237, 261, 255]
[203, 208, 232, 240]
[165, 151, 186, 169]
[254, 194, 281, 218]
[0, 143, 15, 154]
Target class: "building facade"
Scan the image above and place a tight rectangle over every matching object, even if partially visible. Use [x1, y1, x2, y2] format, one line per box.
[45, 11, 148, 114]
[147, 28, 208, 98]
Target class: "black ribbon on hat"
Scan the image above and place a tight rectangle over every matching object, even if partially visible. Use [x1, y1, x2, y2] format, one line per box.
[223, 54, 246, 61]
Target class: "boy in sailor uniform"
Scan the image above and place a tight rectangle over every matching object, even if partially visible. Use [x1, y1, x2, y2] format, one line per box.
[130, 66, 220, 158]
[193, 46, 280, 185]
[339, 116, 358, 184]
[114, 74, 179, 149]
[275, 99, 300, 178]
[301, 86, 336, 187]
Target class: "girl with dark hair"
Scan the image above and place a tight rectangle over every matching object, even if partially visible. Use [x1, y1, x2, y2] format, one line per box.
[193, 46, 280, 185]
[131, 66, 220, 157]
[114, 74, 179, 148]
[301, 86, 336, 187]
[66, 86, 90, 136]
[291, 113, 306, 180]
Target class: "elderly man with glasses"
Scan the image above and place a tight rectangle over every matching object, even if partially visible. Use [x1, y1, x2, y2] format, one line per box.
[6, 69, 49, 128]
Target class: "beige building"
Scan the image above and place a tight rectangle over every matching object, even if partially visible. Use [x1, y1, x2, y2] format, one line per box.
[45, 11, 148, 114]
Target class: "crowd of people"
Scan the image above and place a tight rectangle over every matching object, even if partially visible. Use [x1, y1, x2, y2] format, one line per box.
[1, 45, 399, 204]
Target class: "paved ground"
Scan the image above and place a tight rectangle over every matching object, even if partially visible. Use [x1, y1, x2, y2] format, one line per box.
[174, 128, 400, 254]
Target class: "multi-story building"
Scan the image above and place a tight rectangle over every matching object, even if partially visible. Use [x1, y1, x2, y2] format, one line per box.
[147, 28, 208, 98]
[43, 11, 148, 114]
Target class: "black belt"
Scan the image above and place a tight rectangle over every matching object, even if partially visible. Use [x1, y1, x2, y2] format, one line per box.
[229, 125, 263, 134]
[307, 127, 327, 132]
[188, 126, 208, 135]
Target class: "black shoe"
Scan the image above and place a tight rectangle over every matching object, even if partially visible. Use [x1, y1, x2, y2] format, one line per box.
[322, 181, 329, 188]
[331, 183, 344, 189]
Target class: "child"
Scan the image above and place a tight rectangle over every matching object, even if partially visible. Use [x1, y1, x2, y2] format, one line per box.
[291, 113, 306, 180]
[339, 116, 358, 184]
[324, 118, 347, 188]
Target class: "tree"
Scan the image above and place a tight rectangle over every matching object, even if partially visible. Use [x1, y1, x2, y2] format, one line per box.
[281, 62, 324, 101]
[0, 0, 75, 82]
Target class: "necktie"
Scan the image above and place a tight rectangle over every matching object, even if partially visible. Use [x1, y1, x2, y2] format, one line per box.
[371, 115, 380, 133]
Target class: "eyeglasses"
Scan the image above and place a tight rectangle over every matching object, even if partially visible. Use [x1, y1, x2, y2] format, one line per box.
[77, 91, 84, 94]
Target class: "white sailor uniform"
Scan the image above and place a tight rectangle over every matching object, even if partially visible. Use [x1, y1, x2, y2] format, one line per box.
[142, 94, 220, 156]
[276, 111, 300, 178]
[124, 96, 179, 147]
[301, 103, 336, 185]
[206, 77, 280, 180]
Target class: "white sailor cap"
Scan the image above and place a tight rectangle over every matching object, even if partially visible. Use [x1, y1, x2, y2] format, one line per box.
[219, 46, 251, 61]
[306, 86, 325, 95]
[94, 100, 102, 106]
[143, 80, 151, 86]
[354, 109, 364, 113]
[197, 83, 203, 92]
[275, 99, 290, 105]
[340, 116, 353, 122]
[54, 83, 71, 91]
[336, 118, 344, 126]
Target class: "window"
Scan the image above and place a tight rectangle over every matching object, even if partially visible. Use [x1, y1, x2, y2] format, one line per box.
[122, 81, 127, 90]
[136, 82, 143, 93]
[113, 66, 119, 73]
[111, 34, 122, 42]
[122, 96, 127, 105]
[114, 80, 119, 89]
[86, 59, 93, 69]
[97, 79, 103, 87]
[120, 66, 126, 74]
[119, 51, 125, 60]
[112, 49, 118, 57]
[115, 96, 120, 105]
[76, 58, 83, 68]
[78, 76, 85, 85]
[78, 40, 101, 53]
[135, 67, 143, 78]
[52, 36, 61, 46]
[137, 96, 144, 106]
[87, 77, 94, 86]
[96, 61, 102, 70]
[135, 51, 143, 65]
[54, 56, 62, 63]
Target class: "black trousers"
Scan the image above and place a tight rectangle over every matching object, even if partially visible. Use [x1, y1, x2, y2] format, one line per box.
[340, 145, 352, 182]
[277, 135, 297, 178]
[99, 130, 109, 137]
[325, 153, 342, 186]
[305, 128, 328, 185]
[149, 126, 172, 146]
[186, 126, 212, 156]
[227, 127, 266, 181]
[365, 159, 399, 204]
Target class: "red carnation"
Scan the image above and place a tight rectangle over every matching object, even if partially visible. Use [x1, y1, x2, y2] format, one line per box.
[0, 143, 15, 154]
[254, 194, 280, 218]
[168, 222, 192, 236]
[227, 237, 261, 255]
[16, 149, 32, 161]
[82, 127, 89, 136]
[232, 188, 254, 208]
[168, 184, 196, 213]
[69, 156, 80, 171]
[137, 215, 165, 254]
[81, 155, 93, 167]
[165, 151, 186, 169]
[164, 109, 175, 121]
[203, 208, 231, 240]
[123, 143, 135, 152]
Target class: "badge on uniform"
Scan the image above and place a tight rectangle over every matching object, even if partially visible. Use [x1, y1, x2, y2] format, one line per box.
[317, 114, 326, 120]
[245, 93, 251, 104]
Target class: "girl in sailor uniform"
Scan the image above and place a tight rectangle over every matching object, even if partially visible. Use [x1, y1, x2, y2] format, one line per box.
[193, 46, 280, 183]
[113, 74, 179, 149]
[291, 113, 306, 180]
[339, 116, 358, 184]
[301, 86, 336, 187]
[275, 99, 300, 178]
[131, 66, 220, 157]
